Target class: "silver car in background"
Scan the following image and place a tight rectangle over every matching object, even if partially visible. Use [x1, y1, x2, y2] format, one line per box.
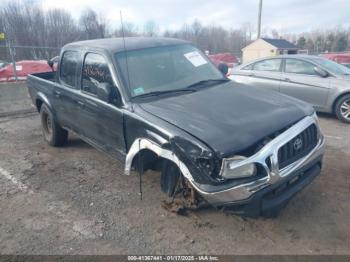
[230, 55, 350, 123]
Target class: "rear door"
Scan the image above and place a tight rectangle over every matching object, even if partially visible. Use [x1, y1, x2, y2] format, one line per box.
[280, 58, 330, 108]
[230, 63, 254, 85]
[55, 50, 81, 132]
[249, 58, 283, 92]
[78, 52, 125, 159]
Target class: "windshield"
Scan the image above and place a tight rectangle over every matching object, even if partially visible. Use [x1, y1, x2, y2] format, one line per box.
[114, 44, 224, 97]
[312, 57, 350, 75]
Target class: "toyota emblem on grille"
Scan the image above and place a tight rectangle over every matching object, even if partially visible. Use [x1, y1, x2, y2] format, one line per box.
[293, 137, 303, 151]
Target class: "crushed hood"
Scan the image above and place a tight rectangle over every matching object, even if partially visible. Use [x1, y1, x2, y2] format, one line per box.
[139, 81, 314, 157]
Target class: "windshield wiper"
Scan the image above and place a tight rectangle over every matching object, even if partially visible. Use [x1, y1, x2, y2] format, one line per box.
[132, 78, 229, 99]
[184, 78, 230, 89]
[132, 88, 196, 99]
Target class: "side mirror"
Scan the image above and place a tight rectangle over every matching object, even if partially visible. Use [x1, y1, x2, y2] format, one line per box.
[218, 63, 229, 76]
[47, 60, 54, 68]
[314, 66, 328, 77]
[48, 56, 59, 71]
[97, 82, 113, 103]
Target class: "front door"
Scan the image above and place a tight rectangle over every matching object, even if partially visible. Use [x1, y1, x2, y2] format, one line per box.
[79, 52, 125, 159]
[280, 58, 330, 109]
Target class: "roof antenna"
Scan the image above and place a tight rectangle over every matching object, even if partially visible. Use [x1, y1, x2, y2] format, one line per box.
[120, 11, 131, 93]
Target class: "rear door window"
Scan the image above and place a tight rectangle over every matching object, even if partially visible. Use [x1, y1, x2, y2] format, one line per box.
[82, 53, 113, 96]
[60, 51, 79, 88]
[253, 59, 282, 72]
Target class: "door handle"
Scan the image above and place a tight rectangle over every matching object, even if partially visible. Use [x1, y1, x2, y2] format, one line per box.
[284, 78, 291, 82]
[76, 100, 85, 107]
[85, 100, 98, 107]
[54, 90, 61, 98]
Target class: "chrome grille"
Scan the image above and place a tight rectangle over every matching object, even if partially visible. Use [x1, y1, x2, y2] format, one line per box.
[278, 124, 318, 169]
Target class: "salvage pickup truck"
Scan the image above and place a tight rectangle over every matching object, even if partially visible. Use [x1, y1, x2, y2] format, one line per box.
[27, 37, 325, 217]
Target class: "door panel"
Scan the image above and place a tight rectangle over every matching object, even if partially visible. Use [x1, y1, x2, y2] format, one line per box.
[54, 51, 81, 132]
[250, 58, 283, 92]
[232, 59, 283, 92]
[280, 59, 330, 108]
[55, 87, 82, 134]
[249, 71, 282, 92]
[80, 94, 125, 158]
[78, 52, 125, 159]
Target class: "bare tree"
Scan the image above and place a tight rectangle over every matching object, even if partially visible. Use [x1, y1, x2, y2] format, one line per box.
[143, 20, 159, 37]
[115, 22, 139, 37]
[80, 8, 107, 39]
[1, 0, 349, 62]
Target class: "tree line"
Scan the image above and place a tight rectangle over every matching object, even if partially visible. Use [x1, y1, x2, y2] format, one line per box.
[1, 1, 349, 62]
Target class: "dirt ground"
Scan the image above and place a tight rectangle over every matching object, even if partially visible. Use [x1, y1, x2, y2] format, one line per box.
[0, 109, 349, 254]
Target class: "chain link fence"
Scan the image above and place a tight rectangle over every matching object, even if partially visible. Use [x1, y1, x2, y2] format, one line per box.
[0, 45, 61, 82]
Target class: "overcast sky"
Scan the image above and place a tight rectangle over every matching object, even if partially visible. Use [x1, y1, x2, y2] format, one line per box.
[39, 0, 350, 34]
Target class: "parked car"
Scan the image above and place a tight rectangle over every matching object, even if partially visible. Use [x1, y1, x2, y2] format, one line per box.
[322, 53, 350, 68]
[208, 53, 240, 74]
[27, 38, 325, 217]
[0, 60, 52, 82]
[0, 60, 8, 69]
[230, 55, 350, 123]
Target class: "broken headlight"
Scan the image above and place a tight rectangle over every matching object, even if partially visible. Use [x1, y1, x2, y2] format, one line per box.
[220, 155, 257, 179]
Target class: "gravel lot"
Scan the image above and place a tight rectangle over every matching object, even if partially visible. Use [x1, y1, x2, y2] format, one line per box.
[0, 86, 349, 254]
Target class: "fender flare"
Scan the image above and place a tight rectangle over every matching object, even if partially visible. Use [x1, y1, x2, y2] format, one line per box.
[124, 138, 195, 184]
[36, 92, 52, 111]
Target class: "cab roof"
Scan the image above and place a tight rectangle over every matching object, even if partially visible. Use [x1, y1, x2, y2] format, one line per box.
[63, 37, 189, 53]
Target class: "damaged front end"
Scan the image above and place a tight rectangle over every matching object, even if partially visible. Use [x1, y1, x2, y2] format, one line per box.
[125, 114, 325, 217]
[169, 114, 324, 217]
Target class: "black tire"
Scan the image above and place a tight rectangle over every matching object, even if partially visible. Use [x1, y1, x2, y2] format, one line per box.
[160, 160, 181, 197]
[335, 94, 350, 123]
[40, 104, 68, 146]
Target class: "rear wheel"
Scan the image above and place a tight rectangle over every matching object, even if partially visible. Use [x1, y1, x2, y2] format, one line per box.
[335, 94, 350, 123]
[40, 104, 68, 146]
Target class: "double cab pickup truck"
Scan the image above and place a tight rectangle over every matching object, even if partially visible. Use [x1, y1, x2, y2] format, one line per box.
[27, 37, 325, 217]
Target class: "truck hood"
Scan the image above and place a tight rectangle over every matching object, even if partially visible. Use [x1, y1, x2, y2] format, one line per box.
[139, 81, 314, 157]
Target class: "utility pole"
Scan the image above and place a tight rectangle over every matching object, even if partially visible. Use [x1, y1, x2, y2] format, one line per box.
[2, 32, 18, 82]
[257, 0, 263, 39]
[7, 39, 18, 82]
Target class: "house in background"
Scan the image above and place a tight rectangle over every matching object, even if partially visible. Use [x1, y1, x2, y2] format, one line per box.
[242, 38, 298, 63]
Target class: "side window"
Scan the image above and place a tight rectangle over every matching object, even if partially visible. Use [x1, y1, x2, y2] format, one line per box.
[253, 59, 282, 72]
[285, 59, 317, 75]
[82, 53, 114, 95]
[242, 64, 253, 70]
[60, 51, 79, 88]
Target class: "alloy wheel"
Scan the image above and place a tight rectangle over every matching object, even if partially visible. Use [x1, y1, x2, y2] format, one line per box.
[340, 100, 350, 120]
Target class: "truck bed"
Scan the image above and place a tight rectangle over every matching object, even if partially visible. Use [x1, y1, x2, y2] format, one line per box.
[27, 71, 58, 111]
[30, 71, 57, 82]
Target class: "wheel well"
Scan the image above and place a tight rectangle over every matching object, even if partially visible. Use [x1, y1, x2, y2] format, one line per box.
[131, 149, 162, 172]
[35, 98, 43, 112]
[333, 92, 350, 113]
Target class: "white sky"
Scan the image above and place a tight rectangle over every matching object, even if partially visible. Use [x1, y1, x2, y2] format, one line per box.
[33, 0, 350, 33]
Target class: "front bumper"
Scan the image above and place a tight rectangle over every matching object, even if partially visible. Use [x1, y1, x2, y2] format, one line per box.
[220, 155, 322, 217]
[192, 115, 326, 216]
